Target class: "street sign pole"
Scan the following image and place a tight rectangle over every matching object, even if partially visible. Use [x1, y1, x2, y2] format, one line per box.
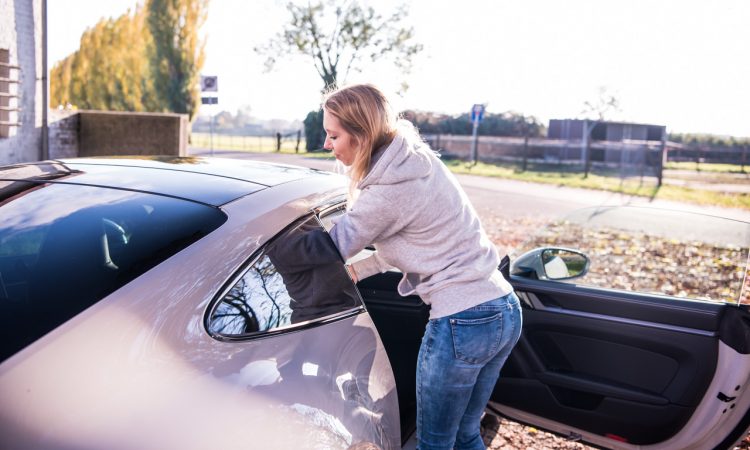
[470, 119, 479, 164]
[200, 75, 219, 156]
[470, 104, 485, 165]
[209, 108, 214, 155]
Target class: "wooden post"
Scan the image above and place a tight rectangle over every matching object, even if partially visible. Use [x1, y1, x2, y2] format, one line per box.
[742, 145, 747, 173]
[276, 132, 281, 152]
[522, 134, 529, 172]
[657, 129, 667, 187]
[296, 130, 301, 153]
[584, 120, 596, 179]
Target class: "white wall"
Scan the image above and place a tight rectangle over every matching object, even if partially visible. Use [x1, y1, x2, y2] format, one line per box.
[0, 0, 43, 164]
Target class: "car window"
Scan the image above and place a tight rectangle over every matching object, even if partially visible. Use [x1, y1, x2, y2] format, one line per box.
[207, 215, 362, 338]
[0, 182, 228, 362]
[512, 206, 750, 304]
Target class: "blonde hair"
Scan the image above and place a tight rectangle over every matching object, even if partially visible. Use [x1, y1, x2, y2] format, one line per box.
[322, 84, 398, 188]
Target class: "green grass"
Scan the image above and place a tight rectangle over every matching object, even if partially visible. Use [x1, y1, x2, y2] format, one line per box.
[445, 160, 750, 210]
[665, 161, 748, 173]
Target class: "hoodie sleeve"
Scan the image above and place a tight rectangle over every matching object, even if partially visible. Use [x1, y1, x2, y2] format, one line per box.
[329, 186, 403, 260]
[350, 252, 393, 280]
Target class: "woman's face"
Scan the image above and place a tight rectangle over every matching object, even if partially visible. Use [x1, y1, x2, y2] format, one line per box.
[323, 109, 358, 166]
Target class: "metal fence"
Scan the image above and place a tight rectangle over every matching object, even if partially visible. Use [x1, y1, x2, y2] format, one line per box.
[190, 131, 305, 152]
[424, 134, 665, 177]
[424, 134, 747, 166]
[667, 143, 748, 165]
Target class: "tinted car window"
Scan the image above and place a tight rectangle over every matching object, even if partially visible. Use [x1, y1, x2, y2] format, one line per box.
[207, 215, 361, 338]
[0, 182, 227, 362]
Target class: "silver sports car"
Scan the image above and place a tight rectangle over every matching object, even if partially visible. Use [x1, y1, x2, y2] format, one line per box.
[1, 157, 748, 450]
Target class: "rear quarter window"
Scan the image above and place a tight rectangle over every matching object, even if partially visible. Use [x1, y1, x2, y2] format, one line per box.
[206, 214, 361, 339]
[0, 182, 227, 362]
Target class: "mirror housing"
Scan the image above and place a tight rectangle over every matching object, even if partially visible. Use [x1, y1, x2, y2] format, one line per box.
[511, 247, 590, 281]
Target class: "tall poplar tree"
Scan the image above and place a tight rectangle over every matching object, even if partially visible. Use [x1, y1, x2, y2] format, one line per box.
[50, 6, 157, 111]
[50, 0, 208, 120]
[146, 0, 209, 120]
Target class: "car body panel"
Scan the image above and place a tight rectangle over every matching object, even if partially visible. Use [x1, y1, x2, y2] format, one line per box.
[55, 162, 266, 205]
[63, 156, 328, 187]
[0, 167, 400, 449]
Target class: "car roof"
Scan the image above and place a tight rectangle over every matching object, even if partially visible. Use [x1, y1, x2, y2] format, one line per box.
[0, 157, 331, 206]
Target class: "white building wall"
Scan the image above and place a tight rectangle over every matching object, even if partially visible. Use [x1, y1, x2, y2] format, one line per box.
[0, 0, 43, 164]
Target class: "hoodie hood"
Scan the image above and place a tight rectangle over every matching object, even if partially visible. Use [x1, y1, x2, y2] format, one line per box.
[358, 134, 434, 189]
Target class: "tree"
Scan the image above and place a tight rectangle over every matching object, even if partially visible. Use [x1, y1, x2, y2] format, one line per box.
[303, 110, 324, 151]
[581, 86, 621, 121]
[146, 0, 209, 120]
[580, 86, 621, 178]
[256, 1, 422, 93]
[400, 110, 545, 138]
[50, 6, 158, 111]
[50, 1, 208, 120]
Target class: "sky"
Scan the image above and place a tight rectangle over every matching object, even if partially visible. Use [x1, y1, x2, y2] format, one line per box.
[49, 0, 750, 137]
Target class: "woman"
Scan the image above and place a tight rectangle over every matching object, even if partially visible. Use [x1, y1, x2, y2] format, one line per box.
[323, 84, 522, 450]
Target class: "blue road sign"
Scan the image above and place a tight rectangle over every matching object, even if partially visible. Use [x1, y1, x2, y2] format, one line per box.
[471, 104, 485, 123]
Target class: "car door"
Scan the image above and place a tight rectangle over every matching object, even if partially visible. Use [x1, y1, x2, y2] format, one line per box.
[489, 206, 750, 449]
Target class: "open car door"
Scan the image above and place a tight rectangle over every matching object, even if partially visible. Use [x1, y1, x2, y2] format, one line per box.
[490, 206, 750, 449]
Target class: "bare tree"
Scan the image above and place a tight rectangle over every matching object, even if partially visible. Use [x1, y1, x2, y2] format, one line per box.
[255, 0, 423, 93]
[580, 86, 622, 177]
[581, 86, 621, 121]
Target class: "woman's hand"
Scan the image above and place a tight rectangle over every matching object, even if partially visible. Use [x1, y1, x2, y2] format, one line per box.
[346, 264, 359, 283]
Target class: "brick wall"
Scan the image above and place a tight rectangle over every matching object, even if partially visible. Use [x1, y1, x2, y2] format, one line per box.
[48, 109, 79, 159]
[78, 111, 188, 157]
[47, 110, 189, 159]
[0, 0, 43, 164]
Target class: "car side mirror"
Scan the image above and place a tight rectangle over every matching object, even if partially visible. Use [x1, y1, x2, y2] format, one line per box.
[511, 247, 590, 281]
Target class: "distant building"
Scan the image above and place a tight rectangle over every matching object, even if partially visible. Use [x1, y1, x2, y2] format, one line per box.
[0, 0, 46, 164]
[548, 119, 666, 143]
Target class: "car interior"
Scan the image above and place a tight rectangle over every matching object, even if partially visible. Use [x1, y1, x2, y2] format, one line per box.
[355, 266, 750, 447]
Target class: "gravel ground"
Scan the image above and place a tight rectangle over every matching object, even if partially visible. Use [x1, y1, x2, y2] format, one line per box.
[474, 210, 750, 450]
[481, 414, 592, 450]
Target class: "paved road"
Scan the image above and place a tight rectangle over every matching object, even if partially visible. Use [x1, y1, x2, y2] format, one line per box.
[189, 147, 750, 223]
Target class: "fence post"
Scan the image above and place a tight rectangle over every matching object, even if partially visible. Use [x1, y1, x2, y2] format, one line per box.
[583, 120, 596, 178]
[522, 134, 529, 172]
[657, 132, 667, 187]
[695, 145, 701, 171]
[276, 132, 281, 152]
[742, 145, 747, 173]
[296, 130, 301, 153]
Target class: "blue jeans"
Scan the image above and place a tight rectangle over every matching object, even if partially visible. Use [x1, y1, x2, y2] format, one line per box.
[416, 292, 522, 450]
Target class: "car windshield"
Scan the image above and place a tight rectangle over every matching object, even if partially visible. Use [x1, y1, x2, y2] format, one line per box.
[0, 182, 227, 362]
[512, 206, 750, 304]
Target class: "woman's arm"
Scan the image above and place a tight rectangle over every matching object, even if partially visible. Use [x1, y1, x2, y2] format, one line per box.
[329, 186, 403, 260]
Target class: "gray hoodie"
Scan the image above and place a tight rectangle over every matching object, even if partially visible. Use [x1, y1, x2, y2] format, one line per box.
[330, 132, 513, 319]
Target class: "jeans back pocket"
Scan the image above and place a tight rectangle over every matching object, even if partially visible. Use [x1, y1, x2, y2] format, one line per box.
[449, 312, 503, 365]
